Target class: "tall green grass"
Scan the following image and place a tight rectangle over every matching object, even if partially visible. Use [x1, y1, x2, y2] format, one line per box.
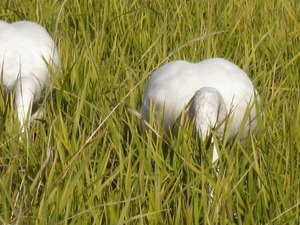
[0, 0, 299, 224]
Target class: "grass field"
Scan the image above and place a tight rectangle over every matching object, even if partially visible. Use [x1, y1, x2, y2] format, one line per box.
[0, 0, 300, 224]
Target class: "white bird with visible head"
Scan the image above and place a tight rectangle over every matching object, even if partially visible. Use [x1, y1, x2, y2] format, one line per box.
[0, 20, 60, 132]
[141, 58, 260, 162]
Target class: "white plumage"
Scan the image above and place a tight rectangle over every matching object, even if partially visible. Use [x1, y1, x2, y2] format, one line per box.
[141, 58, 260, 162]
[0, 20, 60, 131]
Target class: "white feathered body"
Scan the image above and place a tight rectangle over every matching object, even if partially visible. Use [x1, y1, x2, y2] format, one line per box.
[0, 20, 60, 130]
[141, 58, 259, 141]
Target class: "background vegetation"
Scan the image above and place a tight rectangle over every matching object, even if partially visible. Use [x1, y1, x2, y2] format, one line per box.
[0, 0, 299, 224]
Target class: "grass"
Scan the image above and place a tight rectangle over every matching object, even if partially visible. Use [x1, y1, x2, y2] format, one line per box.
[0, 0, 300, 224]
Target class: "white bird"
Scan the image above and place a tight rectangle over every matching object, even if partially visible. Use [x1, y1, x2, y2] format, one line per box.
[141, 58, 260, 162]
[0, 20, 60, 132]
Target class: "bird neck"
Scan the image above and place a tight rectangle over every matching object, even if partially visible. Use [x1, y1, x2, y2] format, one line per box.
[188, 87, 228, 140]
